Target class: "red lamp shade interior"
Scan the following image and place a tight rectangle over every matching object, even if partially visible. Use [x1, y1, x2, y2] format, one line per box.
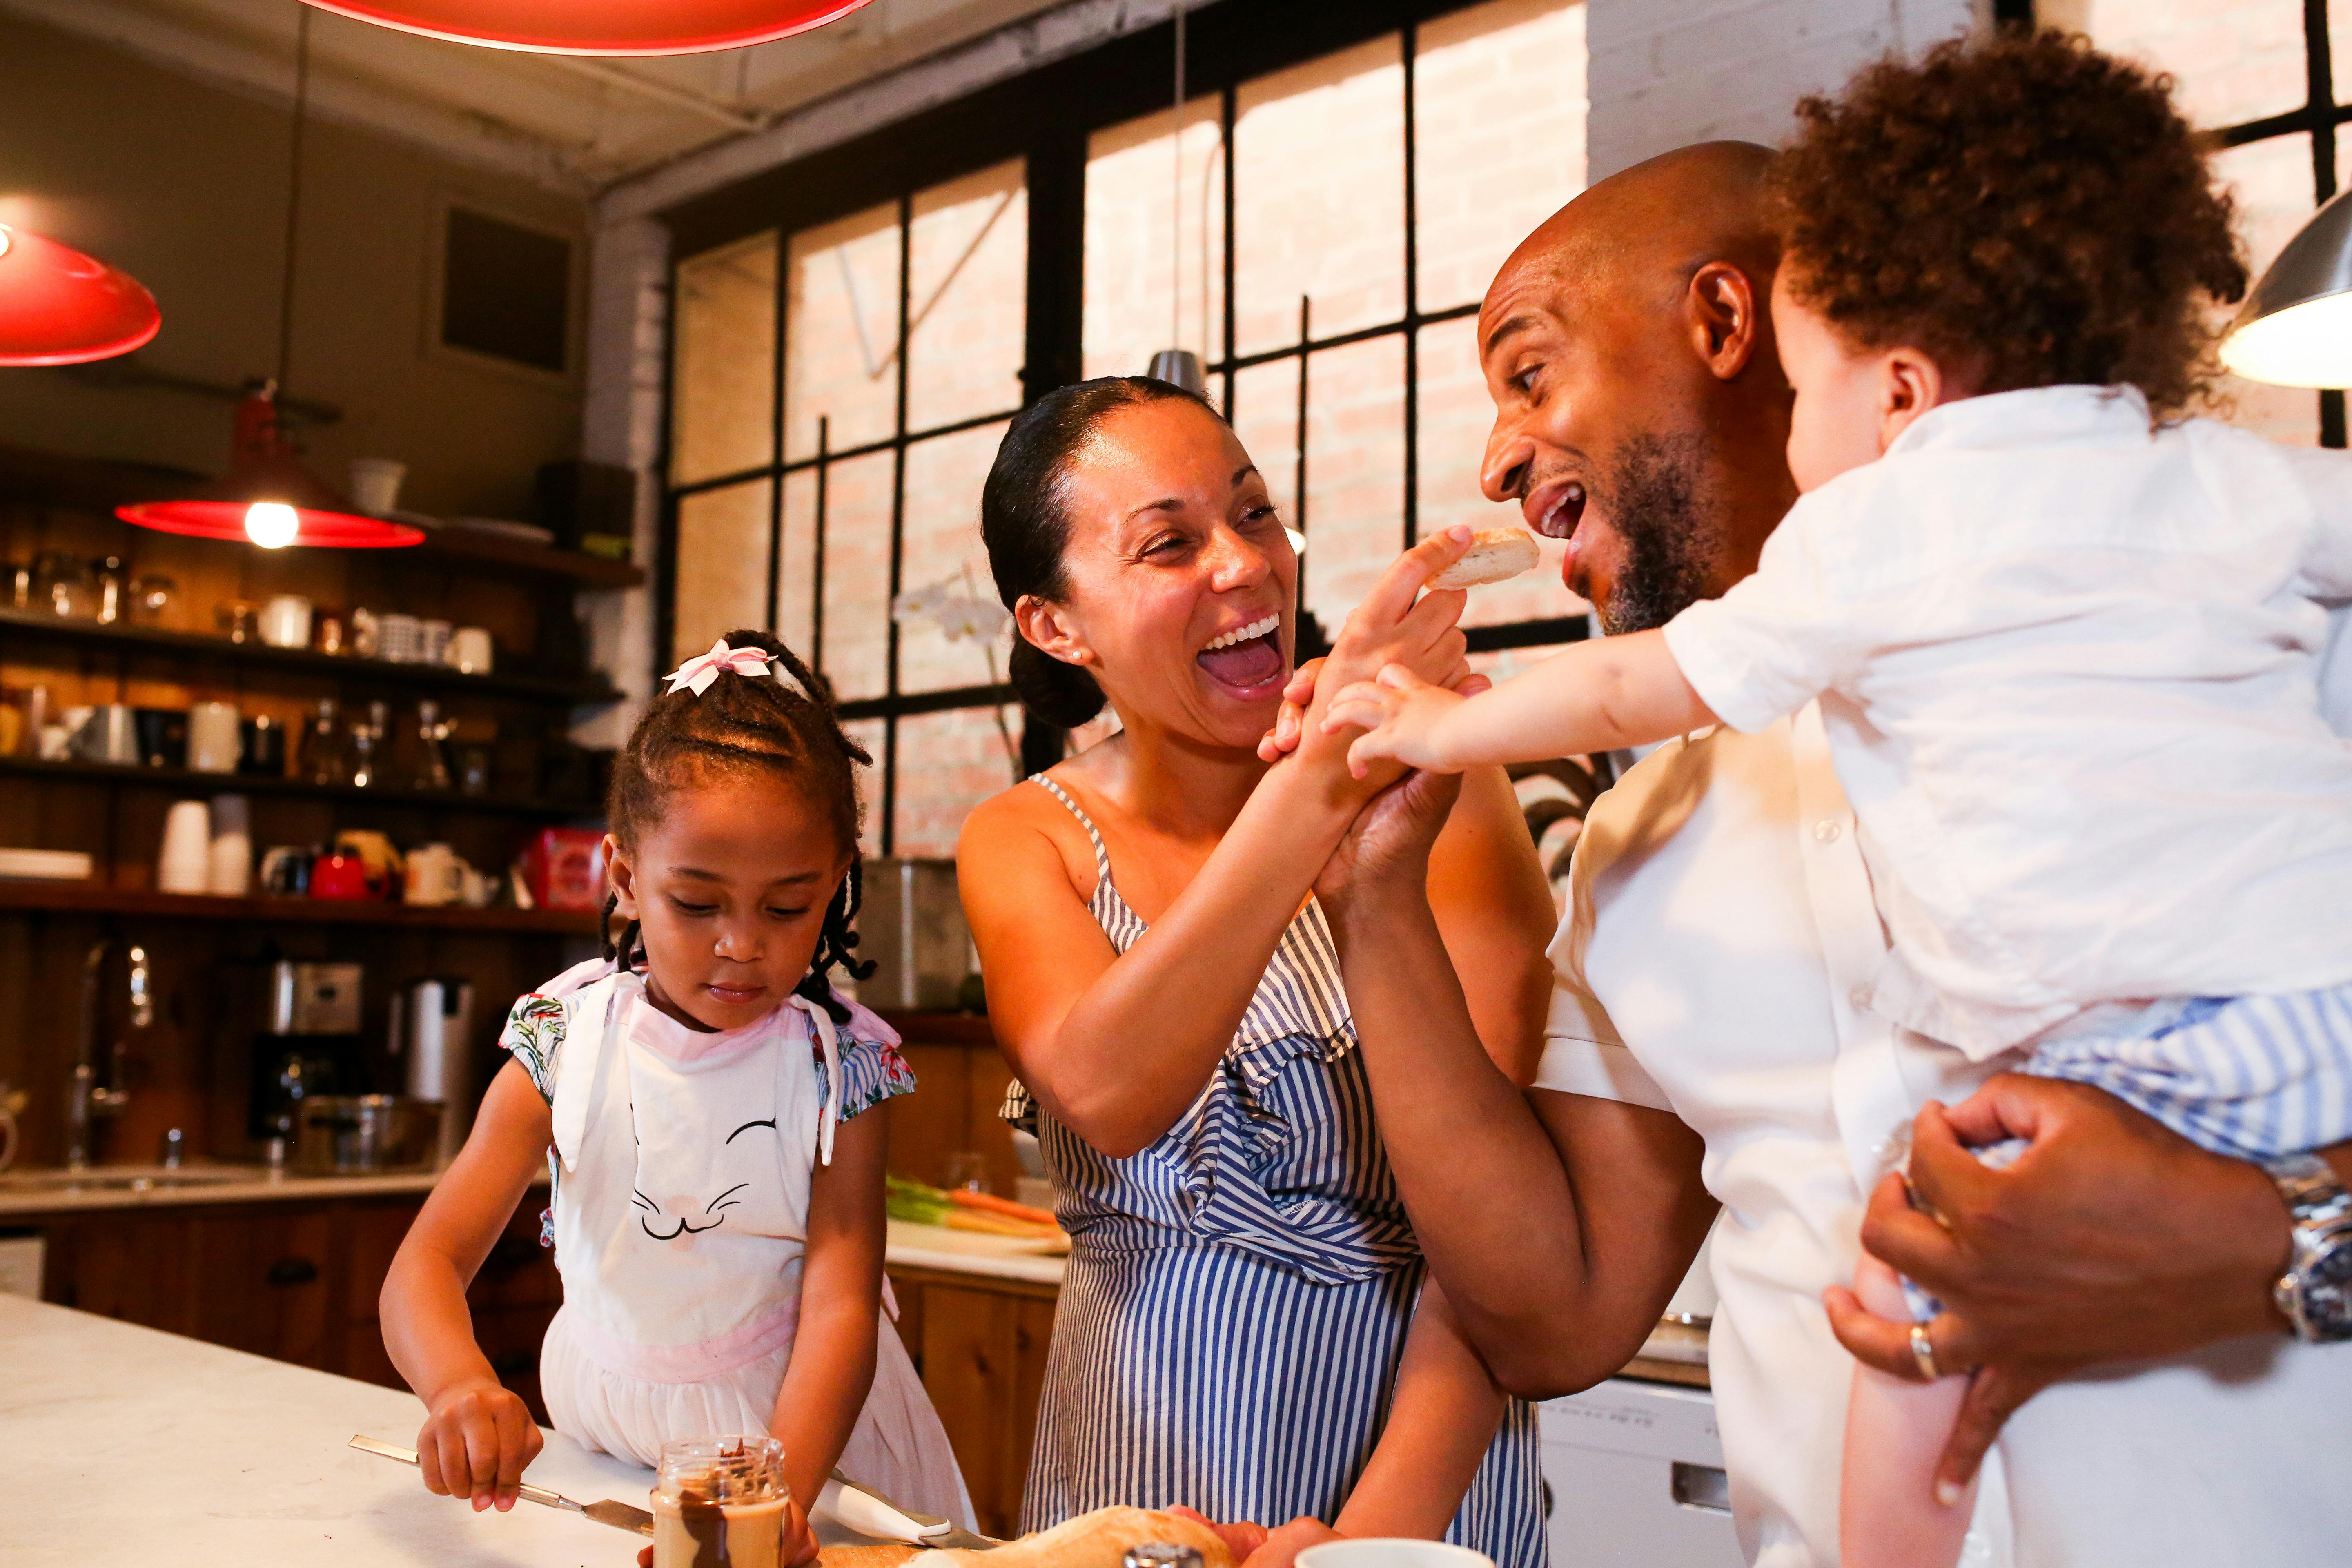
[117, 388, 424, 549]
[0, 225, 162, 367]
[298, 0, 877, 54]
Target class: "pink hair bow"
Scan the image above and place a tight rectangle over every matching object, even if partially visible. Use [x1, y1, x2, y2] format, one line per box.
[665, 637, 774, 696]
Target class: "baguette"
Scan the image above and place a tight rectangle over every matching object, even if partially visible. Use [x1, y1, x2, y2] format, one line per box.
[924, 1506, 1235, 1568]
[1428, 527, 1539, 590]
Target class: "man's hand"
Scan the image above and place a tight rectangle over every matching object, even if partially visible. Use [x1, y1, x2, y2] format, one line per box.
[1825, 1074, 2292, 1501]
[1322, 665, 1469, 777]
[415, 1376, 543, 1512]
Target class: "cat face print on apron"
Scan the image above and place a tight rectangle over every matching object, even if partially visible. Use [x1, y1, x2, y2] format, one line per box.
[548, 974, 846, 1380]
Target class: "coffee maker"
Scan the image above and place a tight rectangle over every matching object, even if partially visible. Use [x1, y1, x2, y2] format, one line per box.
[244, 962, 368, 1151]
[389, 977, 476, 1165]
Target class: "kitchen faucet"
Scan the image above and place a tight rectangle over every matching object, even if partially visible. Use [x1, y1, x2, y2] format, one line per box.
[67, 938, 146, 1171]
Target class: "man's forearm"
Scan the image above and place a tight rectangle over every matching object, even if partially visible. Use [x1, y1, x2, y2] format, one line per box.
[1327, 886, 1715, 1397]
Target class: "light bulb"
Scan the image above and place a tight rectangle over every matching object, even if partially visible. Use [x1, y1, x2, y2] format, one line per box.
[245, 501, 299, 549]
[2218, 291, 2352, 388]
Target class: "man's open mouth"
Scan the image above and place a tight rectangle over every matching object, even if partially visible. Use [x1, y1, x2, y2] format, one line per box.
[1196, 612, 1285, 691]
[1526, 479, 1586, 540]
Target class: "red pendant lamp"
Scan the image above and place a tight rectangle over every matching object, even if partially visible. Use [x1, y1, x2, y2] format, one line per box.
[117, 8, 419, 552]
[297, 0, 877, 55]
[0, 224, 161, 366]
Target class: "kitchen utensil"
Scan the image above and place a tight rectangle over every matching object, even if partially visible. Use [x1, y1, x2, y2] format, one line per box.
[420, 618, 452, 665]
[819, 1472, 1002, 1550]
[93, 556, 128, 624]
[457, 745, 490, 795]
[258, 594, 312, 650]
[33, 552, 95, 619]
[349, 607, 381, 658]
[133, 707, 187, 769]
[858, 859, 973, 1011]
[207, 794, 251, 895]
[309, 851, 372, 901]
[521, 827, 606, 910]
[158, 800, 212, 893]
[347, 1435, 655, 1536]
[259, 845, 313, 896]
[348, 457, 407, 516]
[314, 614, 344, 655]
[0, 849, 93, 881]
[268, 961, 363, 1036]
[216, 600, 257, 644]
[347, 701, 387, 788]
[71, 704, 139, 765]
[401, 842, 457, 906]
[411, 700, 452, 791]
[295, 1094, 443, 1172]
[304, 698, 344, 784]
[391, 976, 475, 1164]
[128, 575, 178, 628]
[3, 562, 28, 610]
[448, 625, 494, 674]
[334, 829, 401, 890]
[188, 702, 241, 773]
[377, 613, 422, 664]
[239, 713, 287, 777]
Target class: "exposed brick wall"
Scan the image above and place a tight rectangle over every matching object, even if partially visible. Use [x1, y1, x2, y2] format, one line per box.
[1587, 0, 1983, 180]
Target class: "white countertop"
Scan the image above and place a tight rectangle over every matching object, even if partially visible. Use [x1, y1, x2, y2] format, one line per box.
[0, 1164, 471, 1217]
[883, 1218, 1067, 1285]
[0, 1293, 664, 1567]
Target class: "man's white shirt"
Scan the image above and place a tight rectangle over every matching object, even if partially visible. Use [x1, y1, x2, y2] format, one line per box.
[1538, 610, 2352, 1566]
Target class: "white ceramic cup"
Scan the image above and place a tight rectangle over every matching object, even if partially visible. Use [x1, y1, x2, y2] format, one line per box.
[187, 702, 241, 773]
[403, 842, 458, 906]
[348, 457, 408, 516]
[1297, 1544, 1497, 1568]
[448, 625, 494, 675]
[258, 594, 312, 650]
[157, 800, 212, 894]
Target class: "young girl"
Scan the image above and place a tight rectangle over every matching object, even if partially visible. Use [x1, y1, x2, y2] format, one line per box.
[1325, 31, 2352, 1568]
[381, 629, 971, 1546]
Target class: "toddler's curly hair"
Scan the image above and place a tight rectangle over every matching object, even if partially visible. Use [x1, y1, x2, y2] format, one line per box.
[603, 629, 873, 1022]
[1766, 29, 2250, 416]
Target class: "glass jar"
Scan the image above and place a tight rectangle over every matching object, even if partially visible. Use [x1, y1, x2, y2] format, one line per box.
[31, 552, 95, 619]
[129, 575, 180, 628]
[650, 1436, 789, 1568]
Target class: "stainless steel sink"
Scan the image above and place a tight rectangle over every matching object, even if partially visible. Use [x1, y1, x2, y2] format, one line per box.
[0, 1166, 258, 1194]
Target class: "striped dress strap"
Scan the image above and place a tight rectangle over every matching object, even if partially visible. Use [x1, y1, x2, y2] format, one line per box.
[1027, 773, 1139, 942]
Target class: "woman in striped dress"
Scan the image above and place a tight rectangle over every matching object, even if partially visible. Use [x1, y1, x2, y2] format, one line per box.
[957, 378, 1559, 1568]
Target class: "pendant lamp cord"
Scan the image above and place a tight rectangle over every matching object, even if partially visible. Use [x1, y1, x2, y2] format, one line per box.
[276, 5, 312, 396]
[1170, 0, 1184, 352]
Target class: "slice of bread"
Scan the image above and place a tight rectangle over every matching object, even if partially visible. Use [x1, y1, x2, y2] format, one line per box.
[1428, 527, 1539, 590]
[823, 1546, 923, 1568]
[923, 1506, 1235, 1568]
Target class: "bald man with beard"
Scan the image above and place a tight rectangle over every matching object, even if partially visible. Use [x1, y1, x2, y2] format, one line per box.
[1257, 141, 2352, 1568]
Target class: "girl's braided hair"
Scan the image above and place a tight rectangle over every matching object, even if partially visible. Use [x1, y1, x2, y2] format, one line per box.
[602, 628, 874, 1023]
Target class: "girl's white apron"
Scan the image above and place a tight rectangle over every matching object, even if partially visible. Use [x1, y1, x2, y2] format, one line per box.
[536, 971, 971, 1527]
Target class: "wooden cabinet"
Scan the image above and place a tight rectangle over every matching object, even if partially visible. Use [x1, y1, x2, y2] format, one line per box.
[888, 1264, 1060, 1540]
[31, 1188, 560, 1419]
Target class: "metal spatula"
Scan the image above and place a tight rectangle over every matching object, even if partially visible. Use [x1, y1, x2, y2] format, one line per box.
[348, 1434, 656, 1536]
[820, 1472, 1001, 1550]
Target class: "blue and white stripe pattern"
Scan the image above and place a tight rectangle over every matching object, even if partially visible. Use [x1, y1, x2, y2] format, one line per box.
[1006, 777, 1545, 1568]
[2022, 982, 2352, 1160]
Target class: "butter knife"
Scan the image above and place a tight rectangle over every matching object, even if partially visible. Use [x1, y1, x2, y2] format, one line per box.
[820, 1471, 1000, 1550]
[348, 1434, 656, 1537]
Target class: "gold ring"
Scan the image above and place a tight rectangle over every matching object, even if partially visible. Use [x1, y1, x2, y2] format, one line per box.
[1910, 1322, 1943, 1381]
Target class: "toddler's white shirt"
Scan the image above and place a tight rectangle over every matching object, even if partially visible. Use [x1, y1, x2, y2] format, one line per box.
[1663, 384, 2352, 1057]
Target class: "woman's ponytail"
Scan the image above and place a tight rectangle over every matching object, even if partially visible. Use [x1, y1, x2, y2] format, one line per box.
[1008, 637, 1105, 729]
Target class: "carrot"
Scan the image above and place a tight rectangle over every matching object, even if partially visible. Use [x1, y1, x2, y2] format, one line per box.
[943, 1209, 1061, 1239]
[948, 1189, 1056, 1227]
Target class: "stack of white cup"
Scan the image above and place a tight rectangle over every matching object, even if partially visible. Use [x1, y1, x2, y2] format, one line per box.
[208, 794, 251, 895]
[157, 801, 212, 894]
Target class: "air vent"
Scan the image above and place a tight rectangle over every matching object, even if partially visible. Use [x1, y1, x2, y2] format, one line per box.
[440, 207, 571, 374]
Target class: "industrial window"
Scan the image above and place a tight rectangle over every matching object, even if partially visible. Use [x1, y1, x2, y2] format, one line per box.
[663, 0, 1593, 856]
[2045, 0, 2350, 446]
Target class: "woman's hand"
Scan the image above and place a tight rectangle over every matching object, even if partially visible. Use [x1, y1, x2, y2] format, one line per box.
[1278, 529, 1477, 775]
[1167, 1507, 1271, 1563]
[415, 1376, 543, 1512]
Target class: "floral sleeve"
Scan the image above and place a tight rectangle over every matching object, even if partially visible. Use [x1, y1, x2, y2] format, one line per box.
[500, 993, 566, 1106]
[824, 1032, 918, 1123]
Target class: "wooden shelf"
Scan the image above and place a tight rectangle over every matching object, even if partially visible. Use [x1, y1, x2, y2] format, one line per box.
[409, 528, 643, 589]
[0, 607, 621, 707]
[0, 755, 601, 820]
[0, 878, 601, 932]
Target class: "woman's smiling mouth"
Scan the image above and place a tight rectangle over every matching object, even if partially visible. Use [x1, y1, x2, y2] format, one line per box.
[1196, 613, 1287, 695]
